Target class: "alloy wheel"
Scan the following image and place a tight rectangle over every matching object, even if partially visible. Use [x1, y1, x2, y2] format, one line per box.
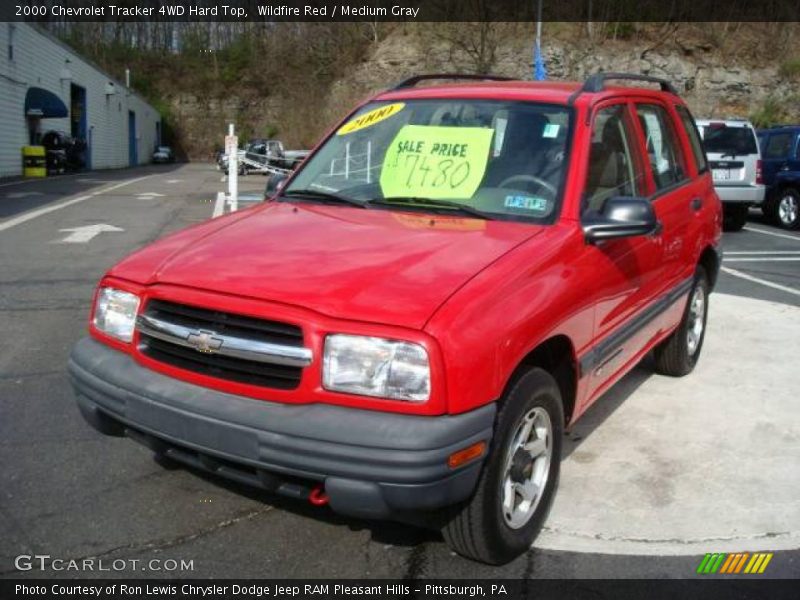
[686, 284, 706, 356]
[501, 406, 553, 529]
[778, 194, 799, 227]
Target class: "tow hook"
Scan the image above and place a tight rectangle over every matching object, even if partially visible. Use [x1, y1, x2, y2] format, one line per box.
[308, 484, 329, 506]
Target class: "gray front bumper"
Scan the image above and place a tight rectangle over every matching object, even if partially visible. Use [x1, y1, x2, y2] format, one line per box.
[68, 337, 495, 519]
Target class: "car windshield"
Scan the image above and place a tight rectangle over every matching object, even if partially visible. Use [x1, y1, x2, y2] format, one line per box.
[157, 146, 170, 152]
[701, 125, 758, 155]
[284, 99, 573, 221]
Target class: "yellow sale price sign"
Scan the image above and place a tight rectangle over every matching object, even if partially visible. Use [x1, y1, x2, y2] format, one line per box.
[380, 125, 493, 200]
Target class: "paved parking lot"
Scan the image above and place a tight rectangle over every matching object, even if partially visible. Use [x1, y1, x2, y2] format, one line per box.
[1, 164, 798, 579]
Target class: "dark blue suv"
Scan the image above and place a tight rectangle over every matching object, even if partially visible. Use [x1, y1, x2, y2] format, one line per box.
[757, 126, 800, 229]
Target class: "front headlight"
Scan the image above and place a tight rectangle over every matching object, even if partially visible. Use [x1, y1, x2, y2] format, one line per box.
[323, 334, 430, 402]
[93, 287, 140, 342]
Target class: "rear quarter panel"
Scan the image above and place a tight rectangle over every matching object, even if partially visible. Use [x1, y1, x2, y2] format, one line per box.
[672, 105, 723, 279]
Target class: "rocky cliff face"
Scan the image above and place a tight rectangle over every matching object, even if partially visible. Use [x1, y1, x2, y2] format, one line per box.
[327, 23, 798, 126]
[531, 41, 790, 119]
[167, 23, 799, 156]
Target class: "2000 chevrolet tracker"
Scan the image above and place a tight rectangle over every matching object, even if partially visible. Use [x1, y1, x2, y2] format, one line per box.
[70, 72, 722, 564]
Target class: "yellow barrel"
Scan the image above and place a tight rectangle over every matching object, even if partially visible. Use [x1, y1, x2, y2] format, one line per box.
[22, 146, 46, 177]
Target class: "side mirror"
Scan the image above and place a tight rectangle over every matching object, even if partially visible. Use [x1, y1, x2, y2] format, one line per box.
[582, 196, 660, 243]
[265, 173, 288, 198]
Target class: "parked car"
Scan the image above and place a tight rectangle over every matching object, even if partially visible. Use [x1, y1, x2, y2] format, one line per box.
[756, 126, 800, 229]
[280, 148, 310, 170]
[241, 139, 273, 174]
[695, 119, 764, 231]
[69, 72, 721, 565]
[152, 146, 174, 164]
[245, 139, 309, 171]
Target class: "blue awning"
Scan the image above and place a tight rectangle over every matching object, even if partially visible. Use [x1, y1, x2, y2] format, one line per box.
[25, 87, 68, 119]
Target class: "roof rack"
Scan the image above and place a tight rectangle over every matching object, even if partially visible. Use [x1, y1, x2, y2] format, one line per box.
[581, 72, 678, 95]
[390, 73, 514, 91]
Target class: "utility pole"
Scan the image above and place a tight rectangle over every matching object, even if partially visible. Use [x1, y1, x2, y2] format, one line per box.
[534, 0, 547, 81]
[226, 123, 238, 212]
[536, 0, 542, 51]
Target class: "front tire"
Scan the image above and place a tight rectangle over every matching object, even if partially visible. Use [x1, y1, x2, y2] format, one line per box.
[653, 266, 709, 377]
[441, 368, 563, 565]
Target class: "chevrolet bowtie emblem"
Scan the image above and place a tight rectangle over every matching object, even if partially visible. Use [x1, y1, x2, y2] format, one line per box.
[186, 330, 223, 353]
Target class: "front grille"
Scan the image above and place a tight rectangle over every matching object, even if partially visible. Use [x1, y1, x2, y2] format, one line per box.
[137, 299, 306, 390]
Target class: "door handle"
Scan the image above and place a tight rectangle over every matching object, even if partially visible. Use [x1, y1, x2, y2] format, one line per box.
[691, 197, 703, 211]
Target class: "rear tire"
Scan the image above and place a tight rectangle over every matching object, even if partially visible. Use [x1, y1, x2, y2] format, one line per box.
[653, 266, 709, 377]
[764, 188, 800, 230]
[722, 204, 748, 232]
[441, 368, 563, 565]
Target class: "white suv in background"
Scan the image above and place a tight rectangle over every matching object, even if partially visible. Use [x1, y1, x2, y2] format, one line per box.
[695, 119, 764, 231]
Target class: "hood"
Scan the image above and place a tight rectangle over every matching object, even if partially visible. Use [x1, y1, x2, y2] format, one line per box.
[109, 202, 543, 329]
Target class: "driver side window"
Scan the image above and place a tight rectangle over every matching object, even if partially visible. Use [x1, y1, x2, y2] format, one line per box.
[583, 104, 641, 216]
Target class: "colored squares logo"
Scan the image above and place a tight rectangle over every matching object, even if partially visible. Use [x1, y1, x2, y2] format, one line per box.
[697, 552, 773, 574]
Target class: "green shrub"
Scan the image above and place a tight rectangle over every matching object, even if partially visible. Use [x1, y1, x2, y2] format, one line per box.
[779, 58, 800, 79]
[750, 97, 788, 129]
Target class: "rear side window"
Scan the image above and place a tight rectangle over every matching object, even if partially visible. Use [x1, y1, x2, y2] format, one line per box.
[636, 104, 686, 191]
[763, 132, 795, 159]
[675, 106, 708, 173]
[701, 124, 758, 155]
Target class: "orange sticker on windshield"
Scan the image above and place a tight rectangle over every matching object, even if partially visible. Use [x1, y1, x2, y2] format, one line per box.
[337, 103, 405, 136]
[392, 213, 486, 231]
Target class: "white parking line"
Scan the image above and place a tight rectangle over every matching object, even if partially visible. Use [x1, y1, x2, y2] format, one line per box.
[0, 175, 153, 233]
[725, 251, 800, 255]
[743, 226, 800, 242]
[725, 257, 800, 262]
[721, 267, 800, 297]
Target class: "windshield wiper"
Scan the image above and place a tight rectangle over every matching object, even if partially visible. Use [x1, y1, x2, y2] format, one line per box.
[369, 196, 491, 220]
[282, 189, 369, 209]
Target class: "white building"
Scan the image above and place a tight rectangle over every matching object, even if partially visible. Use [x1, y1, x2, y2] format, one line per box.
[0, 23, 161, 178]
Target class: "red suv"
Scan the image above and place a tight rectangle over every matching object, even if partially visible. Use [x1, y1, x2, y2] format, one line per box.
[70, 73, 721, 565]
